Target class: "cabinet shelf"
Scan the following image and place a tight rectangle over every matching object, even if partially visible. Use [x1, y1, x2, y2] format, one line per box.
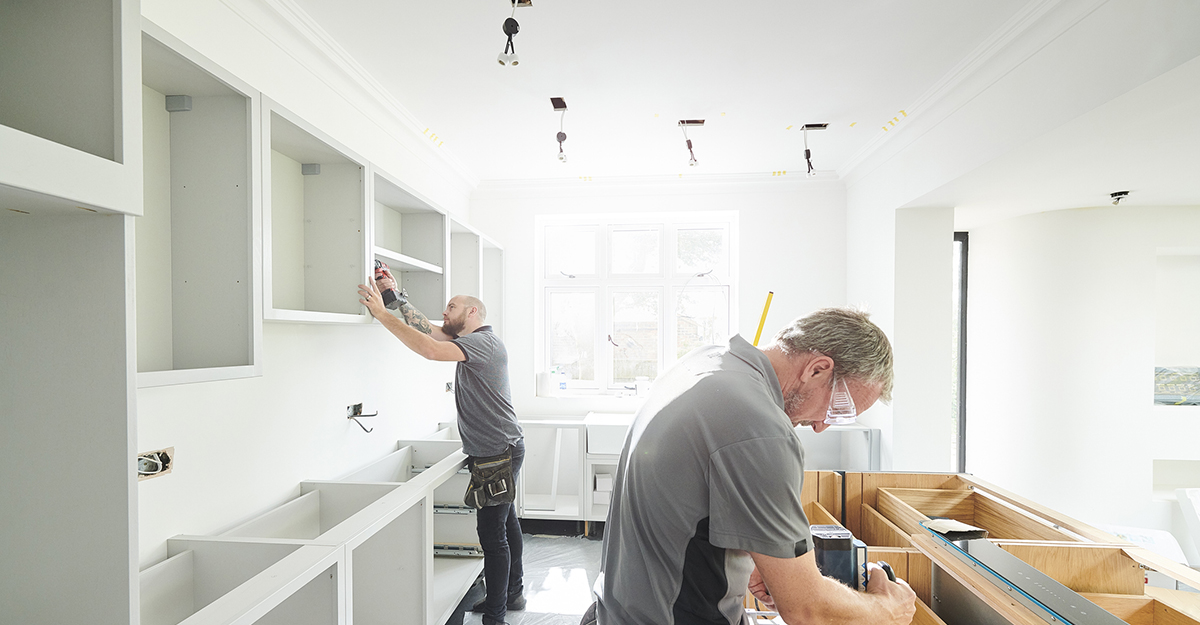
[432, 556, 486, 625]
[374, 246, 443, 274]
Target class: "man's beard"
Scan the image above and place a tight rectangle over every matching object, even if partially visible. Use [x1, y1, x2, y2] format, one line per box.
[443, 317, 465, 337]
[783, 388, 813, 422]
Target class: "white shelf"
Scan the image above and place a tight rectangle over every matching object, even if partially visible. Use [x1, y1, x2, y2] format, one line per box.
[432, 556, 486, 625]
[521, 494, 582, 519]
[374, 246, 443, 274]
[264, 309, 374, 325]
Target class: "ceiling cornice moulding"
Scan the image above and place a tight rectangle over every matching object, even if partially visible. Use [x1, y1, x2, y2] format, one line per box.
[838, 0, 1109, 184]
[220, 0, 481, 190]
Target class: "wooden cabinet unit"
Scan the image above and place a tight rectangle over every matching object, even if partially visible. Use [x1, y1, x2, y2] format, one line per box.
[796, 472, 1200, 625]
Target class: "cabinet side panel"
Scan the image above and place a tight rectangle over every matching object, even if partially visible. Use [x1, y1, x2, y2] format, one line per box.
[403, 213, 445, 266]
[138, 85, 174, 372]
[304, 163, 363, 315]
[272, 150, 306, 310]
[0, 214, 134, 624]
[170, 95, 251, 369]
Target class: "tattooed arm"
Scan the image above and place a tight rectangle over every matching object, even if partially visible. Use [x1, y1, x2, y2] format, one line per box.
[397, 300, 455, 341]
[360, 280, 464, 362]
[375, 273, 455, 341]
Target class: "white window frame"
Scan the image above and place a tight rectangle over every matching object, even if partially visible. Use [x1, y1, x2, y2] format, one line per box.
[535, 211, 739, 394]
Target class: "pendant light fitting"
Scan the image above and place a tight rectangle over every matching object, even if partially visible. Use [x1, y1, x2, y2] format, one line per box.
[679, 120, 704, 167]
[552, 97, 568, 163]
[497, 1, 524, 66]
[801, 123, 828, 178]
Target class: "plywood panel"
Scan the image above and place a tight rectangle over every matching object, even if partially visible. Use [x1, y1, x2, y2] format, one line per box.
[805, 501, 841, 527]
[912, 599, 948, 625]
[859, 473, 966, 509]
[997, 543, 1143, 595]
[876, 489, 931, 537]
[1079, 594, 1155, 625]
[884, 488, 975, 524]
[975, 493, 1077, 541]
[1130, 549, 1200, 597]
[801, 470, 818, 506]
[845, 472, 864, 535]
[907, 550, 933, 607]
[867, 547, 911, 582]
[960, 475, 1117, 543]
[861, 504, 915, 548]
[817, 471, 843, 521]
[1146, 586, 1200, 624]
[911, 534, 1048, 625]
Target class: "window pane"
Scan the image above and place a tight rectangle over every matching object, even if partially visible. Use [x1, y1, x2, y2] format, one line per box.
[546, 226, 596, 277]
[611, 290, 659, 383]
[610, 227, 660, 275]
[548, 291, 595, 382]
[676, 287, 729, 358]
[676, 227, 727, 276]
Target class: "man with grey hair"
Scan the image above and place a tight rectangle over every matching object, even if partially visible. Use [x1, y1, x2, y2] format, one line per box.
[593, 307, 915, 625]
[359, 278, 525, 625]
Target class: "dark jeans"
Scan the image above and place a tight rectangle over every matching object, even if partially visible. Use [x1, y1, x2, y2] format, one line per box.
[475, 441, 524, 625]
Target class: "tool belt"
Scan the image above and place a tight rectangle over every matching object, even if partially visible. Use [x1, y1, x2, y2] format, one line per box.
[464, 448, 515, 508]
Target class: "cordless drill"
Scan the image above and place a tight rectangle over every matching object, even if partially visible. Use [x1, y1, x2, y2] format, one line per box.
[373, 260, 406, 310]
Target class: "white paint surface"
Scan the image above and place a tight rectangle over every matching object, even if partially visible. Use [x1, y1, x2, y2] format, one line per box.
[893, 207, 956, 471]
[965, 206, 1200, 533]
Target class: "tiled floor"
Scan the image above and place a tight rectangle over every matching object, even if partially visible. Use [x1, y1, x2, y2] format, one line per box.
[461, 534, 602, 625]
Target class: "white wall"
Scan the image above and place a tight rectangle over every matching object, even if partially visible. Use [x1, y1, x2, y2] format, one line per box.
[137, 322, 457, 565]
[470, 177, 849, 417]
[966, 206, 1200, 553]
[133, 0, 471, 566]
[893, 207, 956, 471]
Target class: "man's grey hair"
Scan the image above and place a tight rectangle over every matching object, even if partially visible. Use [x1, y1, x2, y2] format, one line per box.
[460, 295, 487, 322]
[773, 307, 893, 402]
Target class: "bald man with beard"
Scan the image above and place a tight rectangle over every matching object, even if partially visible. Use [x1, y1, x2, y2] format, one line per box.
[360, 278, 525, 625]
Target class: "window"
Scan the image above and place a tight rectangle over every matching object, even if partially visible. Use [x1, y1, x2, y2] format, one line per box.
[536, 212, 738, 393]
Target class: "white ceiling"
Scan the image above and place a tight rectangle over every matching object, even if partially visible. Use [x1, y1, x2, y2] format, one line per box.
[920, 52, 1200, 229]
[288, 0, 1200, 222]
[290, 0, 1030, 180]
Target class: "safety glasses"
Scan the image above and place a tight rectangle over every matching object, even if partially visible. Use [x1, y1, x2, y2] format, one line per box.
[824, 375, 857, 425]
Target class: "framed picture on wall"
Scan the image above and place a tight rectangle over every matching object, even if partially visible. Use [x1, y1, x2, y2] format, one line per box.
[1154, 367, 1200, 405]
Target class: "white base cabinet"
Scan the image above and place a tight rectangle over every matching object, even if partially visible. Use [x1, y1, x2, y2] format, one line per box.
[138, 428, 482, 625]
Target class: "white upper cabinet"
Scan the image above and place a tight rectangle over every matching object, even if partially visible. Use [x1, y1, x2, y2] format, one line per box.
[0, 0, 143, 216]
[137, 22, 262, 387]
[371, 169, 448, 316]
[263, 98, 369, 323]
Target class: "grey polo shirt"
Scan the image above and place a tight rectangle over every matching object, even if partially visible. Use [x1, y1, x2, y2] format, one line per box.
[598, 335, 810, 625]
[451, 326, 522, 458]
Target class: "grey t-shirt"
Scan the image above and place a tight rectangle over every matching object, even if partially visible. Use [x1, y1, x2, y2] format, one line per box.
[598, 335, 810, 625]
[451, 326, 522, 457]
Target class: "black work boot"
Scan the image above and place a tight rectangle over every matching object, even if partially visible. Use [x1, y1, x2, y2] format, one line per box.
[471, 591, 526, 613]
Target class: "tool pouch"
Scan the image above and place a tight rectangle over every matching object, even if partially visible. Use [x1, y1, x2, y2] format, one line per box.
[464, 449, 515, 508]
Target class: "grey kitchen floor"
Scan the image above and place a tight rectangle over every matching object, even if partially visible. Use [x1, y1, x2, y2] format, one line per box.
[461, 534, 602, 625]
